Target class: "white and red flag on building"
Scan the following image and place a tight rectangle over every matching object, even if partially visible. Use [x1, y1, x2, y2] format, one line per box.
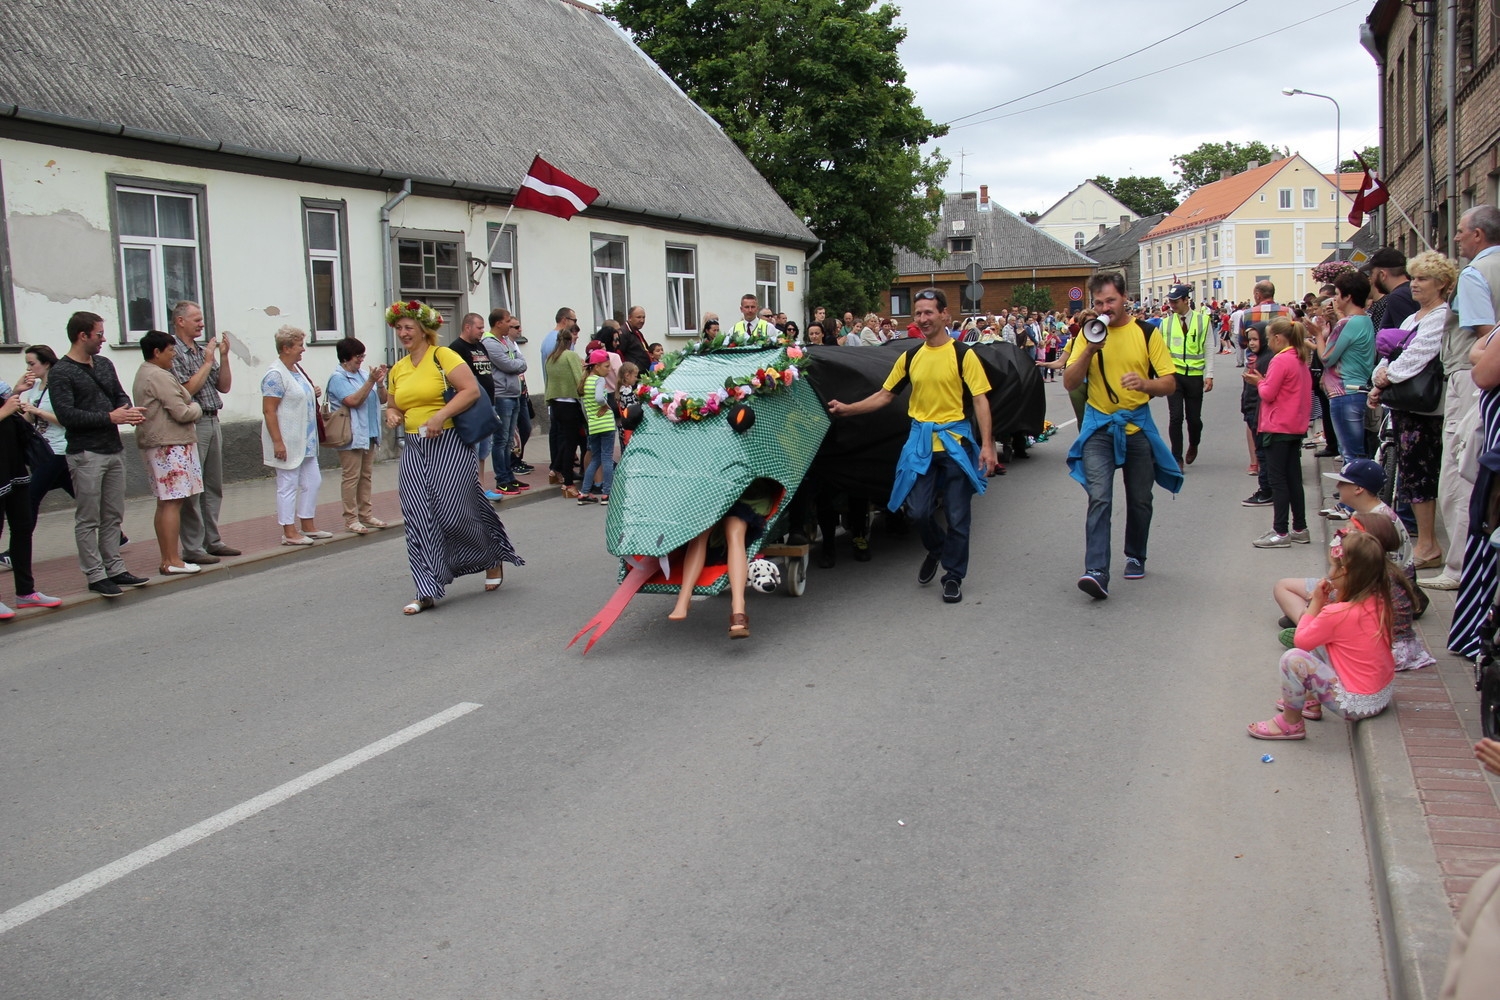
[1347, 153, 1389, 228]
[512, 155, 599, 220]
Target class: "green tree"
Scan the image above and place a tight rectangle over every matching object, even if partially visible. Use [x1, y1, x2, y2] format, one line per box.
[1091, 175, 1179, 216]
[1011, 284, 1052, 314]
[603, 0, 949, 304]
[809, 259, 870, 317]
[1337, 145, 1381, 174]
[1170, 140, 1290, 193]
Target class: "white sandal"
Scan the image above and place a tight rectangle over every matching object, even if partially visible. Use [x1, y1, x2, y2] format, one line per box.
[485, 566, 504, 592]
[402, 596, 435, 615]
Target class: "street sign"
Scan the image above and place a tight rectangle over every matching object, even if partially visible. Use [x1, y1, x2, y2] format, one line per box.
[965, 262, 984, 282]
[965, 282, 984, 301]
[1212, 279, 1222, 290]
[1321, 241, 1355, 250]
[1067, 286, 1083, 302]
[785, 264, 798, 275]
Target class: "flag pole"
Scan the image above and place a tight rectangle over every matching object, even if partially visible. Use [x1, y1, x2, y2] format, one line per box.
[1384, 200, 1436, 252]
[484, 150, 543, 264]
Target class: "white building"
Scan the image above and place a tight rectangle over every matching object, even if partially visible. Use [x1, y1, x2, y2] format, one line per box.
[1032, 180, 1139, 252]
[0, 0, 816, 479]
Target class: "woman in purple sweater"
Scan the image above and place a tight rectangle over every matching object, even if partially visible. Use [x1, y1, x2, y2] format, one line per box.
[1245, 317, 1314, 548]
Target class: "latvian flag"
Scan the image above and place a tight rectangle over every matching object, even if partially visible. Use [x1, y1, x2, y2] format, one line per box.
[512, 155, 600, 220]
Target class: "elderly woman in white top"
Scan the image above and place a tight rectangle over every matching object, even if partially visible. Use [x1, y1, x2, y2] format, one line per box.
[1369, 250, 1459, 568]
[261, 325, 330, 546]
[326, 336, 389, 534]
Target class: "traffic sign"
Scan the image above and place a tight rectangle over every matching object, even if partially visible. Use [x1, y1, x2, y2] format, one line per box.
[965, 282, 985, 302]
[1212, 279, 1222, 290]
[965, 262, 984, 282]
[1068, 286, 1083, 301]
[1321, 241, 1354, 250]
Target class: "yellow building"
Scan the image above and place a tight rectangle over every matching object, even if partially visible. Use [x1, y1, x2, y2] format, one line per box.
[1139, 155, 1353, 306]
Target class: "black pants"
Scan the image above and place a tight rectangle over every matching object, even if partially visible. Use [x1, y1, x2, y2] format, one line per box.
[547, 400, 584, 486]
[1263, 435, 1306, 535]
[1166, 372, 1204, 462]
[1, 483, 35, 596]
[1312, 377, 1338, 454]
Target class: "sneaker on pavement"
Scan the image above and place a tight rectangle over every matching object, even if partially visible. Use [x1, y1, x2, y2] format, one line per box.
[110, 571, 150, 587]
[15, 591, 62, 609]
[1288, 529, 1310, 544]
[1253, 531, 1291, 548]
[88, 579, 123, 598]
[513, 461, 534, 474]
[1077, 573, 1108, 600]
[942, 578, 962, 604]
[917, 553, 939, 586]
[1278, 615, 1295, 629]
[495, 483, 522, 496]
[1419, 573, 1461, 591]
[1278, 627, 1297, 649]
[507, 481, 531, 492]
[852, 536, 871, 562]
[1123, 557, 1145, 580]
[577, 493, 598, 505]
[0, 552, 10, 571]
[1241, 492, 1273, 507]
[484, 490, 506, 501]
[1319, 506, 1351, 520]
[598, 494, 609, 505]
[0, 601, 11, 619]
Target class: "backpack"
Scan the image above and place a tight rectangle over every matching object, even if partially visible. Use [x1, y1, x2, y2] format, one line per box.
[1086, 320, 1160, 406]
[887, 340, 976, 417]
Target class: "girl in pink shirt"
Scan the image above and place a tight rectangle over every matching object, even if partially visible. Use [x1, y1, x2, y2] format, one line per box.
[1249, 529, 1396, 740]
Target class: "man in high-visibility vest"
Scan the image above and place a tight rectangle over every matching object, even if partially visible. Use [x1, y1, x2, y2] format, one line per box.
[1160, 283, 1214, 466]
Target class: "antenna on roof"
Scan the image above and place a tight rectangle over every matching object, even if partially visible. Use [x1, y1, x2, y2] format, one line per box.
[958, 148, 966, 196]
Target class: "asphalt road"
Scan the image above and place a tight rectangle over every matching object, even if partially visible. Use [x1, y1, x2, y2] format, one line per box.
[0, 375, 1389, 999]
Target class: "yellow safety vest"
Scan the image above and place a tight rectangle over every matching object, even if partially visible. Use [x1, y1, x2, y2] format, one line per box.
[1163, 309, 1210, 375]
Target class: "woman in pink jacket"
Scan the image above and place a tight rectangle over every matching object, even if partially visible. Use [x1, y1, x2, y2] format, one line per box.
[1244, 317, 1313, 547]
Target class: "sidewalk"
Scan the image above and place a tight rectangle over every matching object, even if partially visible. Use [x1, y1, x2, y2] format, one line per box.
[0, 440, 560, 622]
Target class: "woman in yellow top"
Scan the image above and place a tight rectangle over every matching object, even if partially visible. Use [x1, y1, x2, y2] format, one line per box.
[384, 300, 522, 615]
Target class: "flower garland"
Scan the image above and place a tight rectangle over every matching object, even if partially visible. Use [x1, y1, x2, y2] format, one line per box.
[385, 299, 444, 330]
[638, 327, 811, 423]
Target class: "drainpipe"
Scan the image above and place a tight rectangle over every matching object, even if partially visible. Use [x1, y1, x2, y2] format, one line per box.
[1359, 23, 1387, 243]
[1445, 0, 1459, 254]
[1422, 8, 1435, 248]
[379, 179, 413, 365]
[803, 239, 824, 326]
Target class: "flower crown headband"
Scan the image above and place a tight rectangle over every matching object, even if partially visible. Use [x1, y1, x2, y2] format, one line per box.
[385, 300, 444, 330]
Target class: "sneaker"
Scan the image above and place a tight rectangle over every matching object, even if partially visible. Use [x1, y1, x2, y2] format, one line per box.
[1278, 627, 1297, 649]
[88, 579, 123, 598]
[598, 494, 609, 505]
[0, 552, 10, 571]
[495, 483, 522, 496]
[109, 571, 150, 587]
[15, 591, 62, 609]
[852, 536, 871, 562]
[1320, 506, 1351, 521]
[1253, 531, 1291, 548]
[0, 601, 11, 619]
[917, 553, 939, 586]
[507, 481, 532, 492]
[577, 493, 598, 505]
[1288, 529, 1310, 544]
[942, 578, 962, 604]
[484, 490, 506, 501]
[1123, 557, 1145, 580]
[512, 461, 534, 474]
[1077, 573, 1108, 600]
[1241, 492, 1273, 507]
[1278, 615, 1295, 629]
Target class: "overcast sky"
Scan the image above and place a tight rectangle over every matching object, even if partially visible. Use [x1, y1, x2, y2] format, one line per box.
[895, 0, 1378, 214]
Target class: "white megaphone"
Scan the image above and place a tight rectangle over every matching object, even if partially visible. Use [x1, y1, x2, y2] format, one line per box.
[1082, 315, 1109, 344]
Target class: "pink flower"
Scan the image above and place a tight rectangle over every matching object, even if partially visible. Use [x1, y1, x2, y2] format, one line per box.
[786, 346, 804, 359]
[781, 369, 794, 385]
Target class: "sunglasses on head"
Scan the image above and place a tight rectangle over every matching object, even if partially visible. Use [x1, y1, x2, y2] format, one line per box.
[915, 290, 939, 301]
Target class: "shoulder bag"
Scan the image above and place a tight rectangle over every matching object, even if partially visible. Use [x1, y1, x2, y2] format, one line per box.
[318, 371, 355, 449]
[431, 348, 498, 446]
[1379, 329, 1445, 415]
[294, 364, 336, 445]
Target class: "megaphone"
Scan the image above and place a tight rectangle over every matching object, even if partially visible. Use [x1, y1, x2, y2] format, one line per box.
[1082, 317, 1108, 344]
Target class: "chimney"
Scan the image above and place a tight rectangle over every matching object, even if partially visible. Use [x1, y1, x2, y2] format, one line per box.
[1099, 223, 1108, 234]
[1246, 160, 1260, 171]
[979, 184, 989, 206]
[1120, 215, 1130, 225]
[1219, 168, 1232, 181]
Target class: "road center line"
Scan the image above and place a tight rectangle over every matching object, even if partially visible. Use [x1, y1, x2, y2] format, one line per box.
[0, 701, 482, 936]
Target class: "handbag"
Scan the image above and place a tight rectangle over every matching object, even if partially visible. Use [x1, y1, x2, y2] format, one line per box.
[321, 399, 353, 448]
[431, 349, 499, 446]
[1379, 355, 1446, 414]
[294, 364, 330, 444]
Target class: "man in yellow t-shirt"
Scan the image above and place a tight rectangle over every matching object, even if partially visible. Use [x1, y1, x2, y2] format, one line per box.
[1063, 271, 1181, 600]
[826, 287, 997, 605]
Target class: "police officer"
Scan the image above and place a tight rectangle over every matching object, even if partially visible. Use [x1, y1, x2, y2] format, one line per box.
[1160, 283, 1214, 465]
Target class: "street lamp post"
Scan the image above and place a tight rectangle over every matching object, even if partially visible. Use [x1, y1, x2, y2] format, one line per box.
[1282, 87, 1342, 259]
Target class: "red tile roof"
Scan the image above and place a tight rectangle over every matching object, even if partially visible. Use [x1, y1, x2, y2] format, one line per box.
[1145, 158, 1293, 240]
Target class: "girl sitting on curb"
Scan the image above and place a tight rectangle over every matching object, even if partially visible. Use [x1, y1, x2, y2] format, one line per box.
[1248, 528, 1396, 740]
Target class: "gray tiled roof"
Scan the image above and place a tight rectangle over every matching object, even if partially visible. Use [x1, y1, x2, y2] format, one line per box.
[1082, 213, 1167, 267]
[895, 193, 1096, 274]
[0, 0, 815, 245]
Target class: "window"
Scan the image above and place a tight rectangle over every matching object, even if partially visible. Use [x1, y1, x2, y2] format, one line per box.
[1278, 188, 1293, 210]
[1200, 234, 1208, 261]
[1166, 242, 1173, 266]
[665, 244, 697, 335]
[1074, 232, 1085, 250]
[486, 223, 517, 314]
[1211, 231, 1220, 258]
[1189, 238, 1197, 263]
[398, 236, 461, 294]
[591, 235, 629, 329]
[0, 164, 15, 346]
[1156, 245, 1163, 269]
[1254, 230, 1271, 256]
[1303, 188, 1318, 210]
[1177, 239, 1185, 262]
[890, 287, 911, 316]
[949, 236, 974, 253]
[110, 177, 211, 342]
[755, 255, 779, 313]
[302, 199, 352, 342]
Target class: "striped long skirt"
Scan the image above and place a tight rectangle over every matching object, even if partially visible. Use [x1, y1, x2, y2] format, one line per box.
[399, 429, 522, 601]
[1449, 387, 1500, 658]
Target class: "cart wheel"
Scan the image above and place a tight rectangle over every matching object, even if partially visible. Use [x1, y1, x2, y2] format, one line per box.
[785, 555, 806, 597]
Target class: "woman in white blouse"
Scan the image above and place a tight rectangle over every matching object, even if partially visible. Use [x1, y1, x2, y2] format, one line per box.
[261, 325, 330, 546]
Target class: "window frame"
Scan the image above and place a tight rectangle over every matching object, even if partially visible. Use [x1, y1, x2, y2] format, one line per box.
[392, 227, 467, 326]
[1277, 188, 1293, 210]
[486, 222, 518, 317]
[1211, 231, 1220, 258]
[0, 163, 17, 348]
[948, 236, 974, 253]
[591, 233, 630, 331]
[1302, 187, 1319, 210]
[301, 198, 353, 344]
[889, 287, 912, 317]
[1254, 230, 1272, 256]
[665, 242, 698, 336]
[1073, 231, 1086, 250]
[755, 254, 780, 314]
[107, 174, 214, 344]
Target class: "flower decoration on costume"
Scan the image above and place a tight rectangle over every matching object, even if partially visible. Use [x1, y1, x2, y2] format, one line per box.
[637, 326, 811, 423]
[384, 299, 444, 330]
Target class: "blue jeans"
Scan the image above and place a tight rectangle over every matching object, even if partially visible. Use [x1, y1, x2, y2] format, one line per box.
[1081, 429, 1155, 586]
[490, 396, 520, 484]
[582, 431, 615, 495]
[1329, 392, 1368, 463]
[904, 451, 975, 582]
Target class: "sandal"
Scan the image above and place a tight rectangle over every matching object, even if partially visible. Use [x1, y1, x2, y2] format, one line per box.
[1276, 698, 1323, 721]
[1247, 716, 1306, 740]
[729, 612, 750, 639]
[485, 566, 504, 592]
[561, 486, 581, 499]
[402, 596, 436, 616]
[1247, 464, 1259, 476]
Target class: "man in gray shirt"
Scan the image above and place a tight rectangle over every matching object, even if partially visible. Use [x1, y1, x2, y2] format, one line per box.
[482, 309, 529, 495]
[169, 300, 239, 563]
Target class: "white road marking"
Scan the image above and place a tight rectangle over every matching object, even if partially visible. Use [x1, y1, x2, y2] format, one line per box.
[0, 701, 482, 935]
[1053, 418, 1077, 430]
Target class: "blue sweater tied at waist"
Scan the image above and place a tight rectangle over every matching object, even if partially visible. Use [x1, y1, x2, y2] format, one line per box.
[1066, 404, 1184, 494]
[889, 418, 987, 511]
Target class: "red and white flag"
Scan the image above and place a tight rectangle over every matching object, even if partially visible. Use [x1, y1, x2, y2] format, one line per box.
[1347, 153, 1388, 228]
[512, 155, 599, 220]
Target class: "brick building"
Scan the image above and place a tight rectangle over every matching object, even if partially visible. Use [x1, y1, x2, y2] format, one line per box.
[1366, 0, 1500, 257]
[887, 187, 1096, 319]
